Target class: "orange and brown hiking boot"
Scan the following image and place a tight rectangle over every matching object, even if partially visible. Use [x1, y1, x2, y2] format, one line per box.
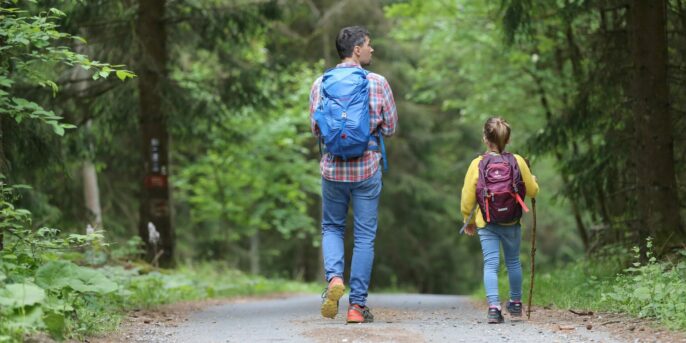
[346, 304, 374, 323]
[320, 277, 345, 319]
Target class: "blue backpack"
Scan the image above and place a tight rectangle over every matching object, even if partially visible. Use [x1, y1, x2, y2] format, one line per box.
[313, 67, 387, 169]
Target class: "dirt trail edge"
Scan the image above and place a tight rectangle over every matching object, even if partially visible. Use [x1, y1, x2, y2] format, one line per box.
[96, 293, 686, 343]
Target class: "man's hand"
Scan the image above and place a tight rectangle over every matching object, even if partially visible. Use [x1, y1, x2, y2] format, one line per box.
[464, 223, 476, 236]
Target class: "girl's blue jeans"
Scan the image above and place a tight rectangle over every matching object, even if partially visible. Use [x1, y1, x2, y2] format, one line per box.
[477, 223, 523, 306]
[321, 169, 382, 307]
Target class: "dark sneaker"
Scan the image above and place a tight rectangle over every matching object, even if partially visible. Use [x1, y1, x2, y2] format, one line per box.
[347, 304, 374, 323]
[506, 301, 523, 317]
[487, 306, 504, 324]
[320, 277, 345, 319]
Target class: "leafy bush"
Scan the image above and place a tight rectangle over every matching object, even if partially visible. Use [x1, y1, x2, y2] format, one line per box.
[601, 239, 686, 330]
[1, 180, 317, 341]
[0, 180, 116, 341]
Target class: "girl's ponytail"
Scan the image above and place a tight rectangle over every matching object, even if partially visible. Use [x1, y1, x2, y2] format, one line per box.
[483, 117, 511, 153]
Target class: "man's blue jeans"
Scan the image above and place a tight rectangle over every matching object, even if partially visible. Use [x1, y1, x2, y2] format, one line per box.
[321, 170, 382, 307]
[477, 223, 523, 306]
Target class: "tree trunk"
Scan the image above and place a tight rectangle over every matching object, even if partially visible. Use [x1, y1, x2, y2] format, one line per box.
[137, 0, 174, 267]
[250, 231, 260, 275]
[628, 0, 685, 253]
[82, 161, 102, 228]
[72, 43, 103, 229]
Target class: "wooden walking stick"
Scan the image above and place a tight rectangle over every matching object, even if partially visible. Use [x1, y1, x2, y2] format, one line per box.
[526, 197, 537, 319]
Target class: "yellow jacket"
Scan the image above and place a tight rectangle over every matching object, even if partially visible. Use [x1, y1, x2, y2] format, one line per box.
[461, 153, 539, 228]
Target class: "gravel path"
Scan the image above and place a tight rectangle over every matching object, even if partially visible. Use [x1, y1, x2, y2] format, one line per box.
[161, 293, 626, 343]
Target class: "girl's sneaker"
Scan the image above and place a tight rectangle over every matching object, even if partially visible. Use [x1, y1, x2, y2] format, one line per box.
[506, 301, 523, 317]
[487, 306, 504, 324]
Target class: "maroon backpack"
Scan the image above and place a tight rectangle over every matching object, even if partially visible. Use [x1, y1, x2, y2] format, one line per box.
[476, 152, 529, 224]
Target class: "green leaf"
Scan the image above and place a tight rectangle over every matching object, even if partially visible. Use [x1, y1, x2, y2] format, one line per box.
[633, 287, 652, 301]
[0, 283, 46, 308]
[14, 209, 31, 216]
[52, 125, 65, 136]
[116, 70, 130, 81]
[43, 311, 66, 340]
[48, 8, 66, 17]
[7, 306, 44, 329]
[0, 77, 13, 88]
[35, 261, 117, 294]
[45, 80, 59, 96]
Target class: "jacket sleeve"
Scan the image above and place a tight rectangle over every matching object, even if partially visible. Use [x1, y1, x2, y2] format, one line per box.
[309, 77, 322, 137]
[461, 157, 481, 224]
[379, 76, 398, 137]
[515, 154, 539, 198]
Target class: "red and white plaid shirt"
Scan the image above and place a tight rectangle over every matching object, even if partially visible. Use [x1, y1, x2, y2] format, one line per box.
[310, 62, 398, 182]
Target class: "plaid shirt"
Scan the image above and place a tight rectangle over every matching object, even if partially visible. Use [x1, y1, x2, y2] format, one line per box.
[309, 62, 398, 182]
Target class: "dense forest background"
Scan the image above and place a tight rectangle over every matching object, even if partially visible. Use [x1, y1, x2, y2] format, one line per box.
[3, 0, 685, 300]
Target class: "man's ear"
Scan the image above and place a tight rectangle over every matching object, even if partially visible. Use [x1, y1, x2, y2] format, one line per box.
[353, 45, 361, 56]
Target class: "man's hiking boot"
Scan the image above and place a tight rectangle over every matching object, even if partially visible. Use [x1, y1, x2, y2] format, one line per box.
[487, 306, 504, 324]
[347, 304, 374, 323]
[320, 277, 345, 319]
[506, 300, 523, 317]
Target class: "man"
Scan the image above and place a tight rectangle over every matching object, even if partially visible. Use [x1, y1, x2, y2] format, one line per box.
[309, 26, 398, 323]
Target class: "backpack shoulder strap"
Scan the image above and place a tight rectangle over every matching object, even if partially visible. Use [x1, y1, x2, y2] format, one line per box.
[477, 153, 492, 189]
[502, 152, 522, 176]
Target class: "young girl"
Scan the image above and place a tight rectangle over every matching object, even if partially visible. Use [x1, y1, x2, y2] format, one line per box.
[461, 117, 539, 323]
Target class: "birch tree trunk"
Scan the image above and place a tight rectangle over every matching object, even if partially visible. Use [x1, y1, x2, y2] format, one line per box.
[82, 160, 102, 228]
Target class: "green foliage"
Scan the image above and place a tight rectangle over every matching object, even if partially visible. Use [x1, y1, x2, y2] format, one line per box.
[174, 62, 320, 260]
[1, 178, 315, 340]
[0, 283, 46, 308]
[602, 240, 686, 330]
[0, 180, 113, 341]
[497, 0, 686, 251]
[0, 3, 134, 135]
[386, 1, 541, 124]
[35, 261, 117, 294]
[118, 263, 317, 309]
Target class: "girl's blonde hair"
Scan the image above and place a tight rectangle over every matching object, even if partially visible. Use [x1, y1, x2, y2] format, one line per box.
[483, 117, 511, 153]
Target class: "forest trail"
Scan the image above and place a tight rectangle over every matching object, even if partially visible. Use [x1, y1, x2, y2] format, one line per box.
[95, 293, 673, 343]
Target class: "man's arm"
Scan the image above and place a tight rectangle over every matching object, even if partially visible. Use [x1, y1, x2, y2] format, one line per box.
[309, 78, 322, 136]
[379, 78, 397, 136]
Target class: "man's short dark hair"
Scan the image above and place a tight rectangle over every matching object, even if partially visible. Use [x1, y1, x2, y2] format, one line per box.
[335, 26, 369, 59]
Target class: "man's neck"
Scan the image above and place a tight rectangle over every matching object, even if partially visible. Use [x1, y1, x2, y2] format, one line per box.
[340, 57, 360, 65]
